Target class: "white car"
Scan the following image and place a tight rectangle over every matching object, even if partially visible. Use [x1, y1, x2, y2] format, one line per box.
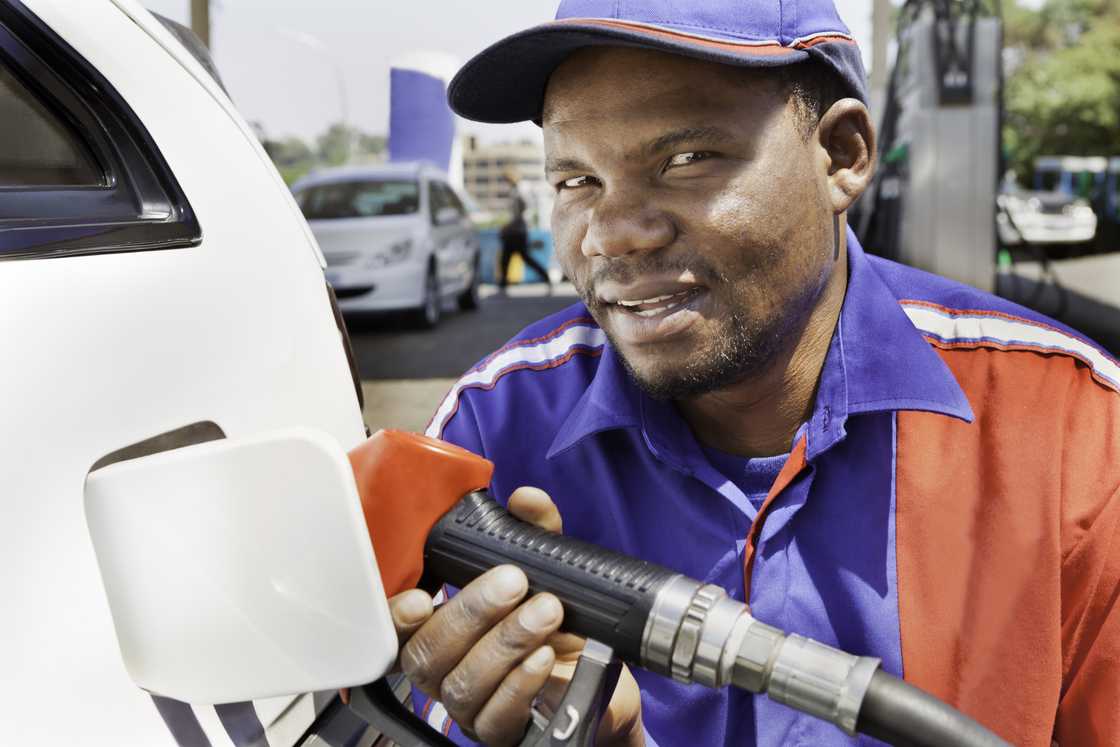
[1, 1, 385, 744]
[293, 164, 481, 328]
[997, 189, 1097, 246]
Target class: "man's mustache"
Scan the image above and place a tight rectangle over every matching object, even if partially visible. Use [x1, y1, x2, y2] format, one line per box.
[578, 253, 722, 305]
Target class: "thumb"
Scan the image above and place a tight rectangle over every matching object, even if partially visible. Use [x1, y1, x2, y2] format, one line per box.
[507, 486, 562, 534]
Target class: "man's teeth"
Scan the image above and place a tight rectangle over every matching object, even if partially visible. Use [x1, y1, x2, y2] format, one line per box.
[617, 293, 679, 307]
[616, 290, 693, 317]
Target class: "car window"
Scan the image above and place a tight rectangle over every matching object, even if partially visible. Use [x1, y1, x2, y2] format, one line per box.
[0, 64, 102, 187]
[0, 2, 199, 260]
[428, 182, 464, 225]
[428, 180, 447, 225]
[1036, 170, 1060, 192]
[297, 180, 420, 220]
[442, 184, 467, 217]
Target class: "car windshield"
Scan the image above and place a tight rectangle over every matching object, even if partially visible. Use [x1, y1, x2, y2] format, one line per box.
[1036, 170, 1061, 192]
[297, 179, 420, 219]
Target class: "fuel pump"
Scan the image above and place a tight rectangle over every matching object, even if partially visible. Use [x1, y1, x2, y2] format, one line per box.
[857, 0, 1002, 293]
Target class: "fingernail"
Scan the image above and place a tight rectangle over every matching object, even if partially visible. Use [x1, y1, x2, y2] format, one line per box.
[483, 565, 527, 606]
[519, 594, 562, 632]
[394, 590, 431, 625]
[524, 646, 554, 674]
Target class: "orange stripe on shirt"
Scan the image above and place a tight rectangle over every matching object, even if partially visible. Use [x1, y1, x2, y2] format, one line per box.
[895, 343, 1120, 745]
[742, 437, 808, 600]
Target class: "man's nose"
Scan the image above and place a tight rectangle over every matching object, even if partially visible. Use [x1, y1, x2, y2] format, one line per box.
[580, 192, 676, 259]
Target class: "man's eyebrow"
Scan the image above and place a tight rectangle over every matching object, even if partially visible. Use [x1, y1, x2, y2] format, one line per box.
[642, 126, 736, 157]
[544, 156, 591, 174]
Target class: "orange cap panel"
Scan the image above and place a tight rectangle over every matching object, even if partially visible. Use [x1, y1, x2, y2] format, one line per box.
[348, 430, 494, 597]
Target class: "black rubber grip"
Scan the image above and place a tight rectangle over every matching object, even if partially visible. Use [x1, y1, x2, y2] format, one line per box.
[423, 491, 678, 664]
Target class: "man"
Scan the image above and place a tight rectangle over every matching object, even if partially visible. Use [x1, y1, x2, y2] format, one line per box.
[381, 2, 1120, 745]
[497, 172, 552, 291]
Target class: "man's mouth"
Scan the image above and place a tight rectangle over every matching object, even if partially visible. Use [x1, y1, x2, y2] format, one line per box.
[594, 281, 710, 346]
[614, 288, 702, 318]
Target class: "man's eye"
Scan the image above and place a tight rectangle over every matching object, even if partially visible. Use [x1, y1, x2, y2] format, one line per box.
[665, 151, 713, 169]
[558, 175, 597, 190]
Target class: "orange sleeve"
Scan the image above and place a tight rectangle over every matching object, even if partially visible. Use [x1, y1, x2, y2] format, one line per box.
[1056, 483, 1120, 743]
[1055, 369, 1120, 744]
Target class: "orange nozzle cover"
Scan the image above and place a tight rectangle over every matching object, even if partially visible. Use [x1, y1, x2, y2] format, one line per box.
[348, 430, 494, 598]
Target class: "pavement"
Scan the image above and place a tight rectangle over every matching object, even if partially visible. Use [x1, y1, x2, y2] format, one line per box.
[998, 251, 1120, 354]
[353, 283, 579, 432]
[361, 378, 455, 433]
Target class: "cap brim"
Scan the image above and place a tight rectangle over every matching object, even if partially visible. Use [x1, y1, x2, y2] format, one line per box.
[449, 21, 818, 125]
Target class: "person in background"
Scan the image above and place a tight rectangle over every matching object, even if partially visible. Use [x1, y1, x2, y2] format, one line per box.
[497, 172, 551, 292]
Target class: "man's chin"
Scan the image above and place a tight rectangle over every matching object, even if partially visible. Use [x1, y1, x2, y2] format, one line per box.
[607, 329, 775, 402]
[613, 348, 728, 401]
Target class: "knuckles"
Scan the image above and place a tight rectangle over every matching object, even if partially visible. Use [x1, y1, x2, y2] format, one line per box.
[399, 637, 438, 694]
[439, 669, 477, 717]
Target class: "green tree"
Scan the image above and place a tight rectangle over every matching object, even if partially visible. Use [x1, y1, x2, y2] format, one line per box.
[261, 135, 316, 184]
[255, 123, 387, 184]
[356, 133, 387, 157]
[1002, 0, 1120, 178]
[316, 122, 358, 166]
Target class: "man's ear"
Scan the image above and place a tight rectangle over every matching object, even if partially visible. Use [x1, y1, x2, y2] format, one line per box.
[818, 98, 876, 213]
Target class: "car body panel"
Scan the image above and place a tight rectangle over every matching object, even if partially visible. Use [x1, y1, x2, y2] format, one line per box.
[2, 1, 364, 743]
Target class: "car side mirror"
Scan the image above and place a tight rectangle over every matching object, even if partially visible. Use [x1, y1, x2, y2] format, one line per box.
[83, 427, 397, 704]
[435, 206, 461, 226]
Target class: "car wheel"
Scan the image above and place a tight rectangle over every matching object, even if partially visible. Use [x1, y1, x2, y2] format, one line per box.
[410, 264, 441, 329]
[458, 253, 481, 311]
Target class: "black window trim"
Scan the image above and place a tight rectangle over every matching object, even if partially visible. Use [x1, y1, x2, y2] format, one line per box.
[0, 0, 201, 261]
[427, 179, 439, 225]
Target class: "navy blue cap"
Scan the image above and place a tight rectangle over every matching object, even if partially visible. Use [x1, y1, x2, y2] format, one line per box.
[449, 0, 868, 124]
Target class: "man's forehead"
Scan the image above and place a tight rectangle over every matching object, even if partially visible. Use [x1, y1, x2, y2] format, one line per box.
[542, 46, 780, 127]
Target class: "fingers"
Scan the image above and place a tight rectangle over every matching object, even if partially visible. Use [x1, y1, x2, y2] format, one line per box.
[439, 593, 563, 729]
[394, 488, 567, 742]
[508, 486, 563, 533]
[400, 565, 528, 698]
[341, 589, 435, 707]
[596, 665, 644, 746]
[390, 588, 435, 643]
[472, 645, 556, 747]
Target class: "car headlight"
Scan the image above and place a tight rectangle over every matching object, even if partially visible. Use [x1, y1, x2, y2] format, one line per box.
[364, 239, 413, 268]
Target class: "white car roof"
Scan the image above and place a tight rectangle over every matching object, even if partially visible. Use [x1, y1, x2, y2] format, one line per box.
[293, 162, 450, 190]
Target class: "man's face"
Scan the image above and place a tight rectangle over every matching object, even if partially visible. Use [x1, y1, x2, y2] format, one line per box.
[544, 48, 838, 399]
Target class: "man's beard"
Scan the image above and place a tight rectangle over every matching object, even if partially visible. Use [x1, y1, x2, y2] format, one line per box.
[575, 253, 800, 401]
[602, 303, 789, 400]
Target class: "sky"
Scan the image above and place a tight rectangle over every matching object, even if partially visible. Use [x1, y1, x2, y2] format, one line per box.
[144, 0, 874, 146]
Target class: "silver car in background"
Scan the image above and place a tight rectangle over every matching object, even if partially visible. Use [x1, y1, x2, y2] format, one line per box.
[293, 162, 481, 327]
[997, 183, 1097, 248]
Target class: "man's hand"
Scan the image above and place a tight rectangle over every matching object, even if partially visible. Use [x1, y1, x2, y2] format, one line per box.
[389, 486, 645, 746]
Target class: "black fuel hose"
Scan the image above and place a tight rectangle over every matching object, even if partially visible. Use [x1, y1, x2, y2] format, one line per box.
[857, 670, 1008, 746]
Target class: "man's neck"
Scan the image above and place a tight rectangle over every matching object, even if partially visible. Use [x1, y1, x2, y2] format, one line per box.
[675, 237, 849, 459]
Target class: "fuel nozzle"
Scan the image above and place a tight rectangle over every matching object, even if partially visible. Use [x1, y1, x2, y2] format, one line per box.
[640, 576, 880, 735]
[351, 430, 1009, 746]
